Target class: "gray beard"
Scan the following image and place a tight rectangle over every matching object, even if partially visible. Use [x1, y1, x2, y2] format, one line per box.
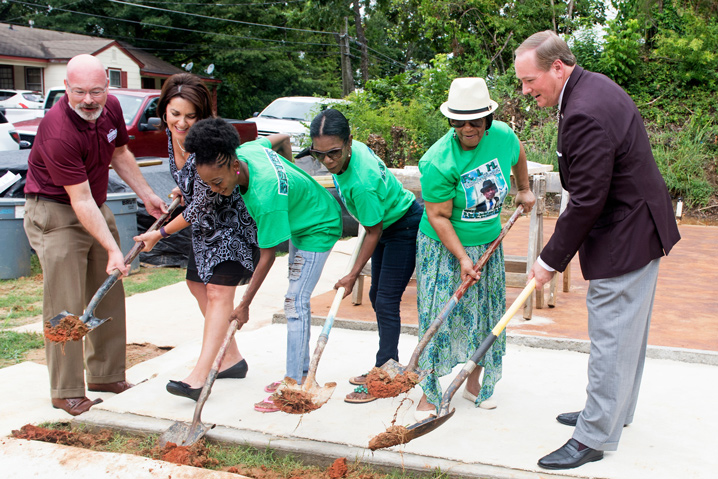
[73, 102, 103, 121]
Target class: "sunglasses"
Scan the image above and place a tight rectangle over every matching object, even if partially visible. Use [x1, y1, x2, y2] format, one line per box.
[449, 118, 485, 129]
[309, 140, 347, 161]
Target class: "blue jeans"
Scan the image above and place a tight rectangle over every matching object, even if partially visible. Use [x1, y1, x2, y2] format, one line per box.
[285, 243, 332, 383]
[370, 200, 423, 367]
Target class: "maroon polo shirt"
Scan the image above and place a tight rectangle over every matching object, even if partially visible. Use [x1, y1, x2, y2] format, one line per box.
[24, 94, 129, 206]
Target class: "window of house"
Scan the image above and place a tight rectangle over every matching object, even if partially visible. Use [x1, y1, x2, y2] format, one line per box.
[0, 66, 13, 89]
[108, 69, 122, 88]
[25, 67, 43, 92]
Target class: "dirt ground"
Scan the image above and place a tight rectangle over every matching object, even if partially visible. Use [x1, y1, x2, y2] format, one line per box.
[23, 342, 171, 368]
[11, 424, 382, 479]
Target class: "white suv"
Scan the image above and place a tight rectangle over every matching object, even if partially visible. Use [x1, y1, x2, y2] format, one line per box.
[246, 96, 348, 158]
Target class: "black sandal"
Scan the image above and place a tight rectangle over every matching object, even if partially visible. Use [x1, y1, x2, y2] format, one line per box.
[166, 380, 201, 401]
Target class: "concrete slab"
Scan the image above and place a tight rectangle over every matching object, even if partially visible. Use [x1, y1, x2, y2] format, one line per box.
[78, 324, 718, 479]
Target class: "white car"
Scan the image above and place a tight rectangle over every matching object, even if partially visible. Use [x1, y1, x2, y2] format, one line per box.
[246, 96, 348, 157]
[0, 109, 22, 151]
[0, 89, 44, 109]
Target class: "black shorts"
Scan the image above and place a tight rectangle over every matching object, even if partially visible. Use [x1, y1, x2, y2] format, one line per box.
[186, 247, 259, 286]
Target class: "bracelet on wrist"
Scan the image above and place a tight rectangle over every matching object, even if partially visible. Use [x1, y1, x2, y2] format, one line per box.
[159, 226, 170, 238]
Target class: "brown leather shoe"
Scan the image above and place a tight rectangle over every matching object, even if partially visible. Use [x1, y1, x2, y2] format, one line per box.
[51, 397, 103, 416]
[87, 380, 134, 394]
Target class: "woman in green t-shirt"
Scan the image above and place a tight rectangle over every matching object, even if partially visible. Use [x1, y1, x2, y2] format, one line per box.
[309, 109, 423, 404]
[415, 78, 535, 420]
[185, 118, 342, 413]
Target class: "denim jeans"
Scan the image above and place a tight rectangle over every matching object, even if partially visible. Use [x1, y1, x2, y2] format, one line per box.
[370, 200, 423, 367]
[285, 242, 332, 383]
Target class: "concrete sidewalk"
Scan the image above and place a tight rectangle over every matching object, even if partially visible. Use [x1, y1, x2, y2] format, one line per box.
[3, 237, 718, 478]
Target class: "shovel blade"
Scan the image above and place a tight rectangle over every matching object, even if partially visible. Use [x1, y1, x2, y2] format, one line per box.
[159, 420, 214, 448]
[83, 314, 111, 331]
[405, 408, 455, 439]
[379, 359, 430, 383]
[276, 378, 337, 413]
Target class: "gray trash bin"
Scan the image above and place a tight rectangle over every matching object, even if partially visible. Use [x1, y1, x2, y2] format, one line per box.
[106, 192, 140, 274]
[0, 198, 32, 279]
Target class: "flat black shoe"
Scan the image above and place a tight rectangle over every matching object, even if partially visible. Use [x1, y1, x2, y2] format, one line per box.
[557, 411, 581, 426]
[166, 380, 201, 401]
[217, 359, 248, 379]
[538, 439, 603, 470]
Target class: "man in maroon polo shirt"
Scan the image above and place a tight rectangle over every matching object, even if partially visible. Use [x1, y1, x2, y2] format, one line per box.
[23, 54, 167, 416]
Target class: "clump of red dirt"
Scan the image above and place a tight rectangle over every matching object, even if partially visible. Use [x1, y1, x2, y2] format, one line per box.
[44, 315, 89, 343]
[368, 425, 410, 451]
[326, 457, 348, 478]
[272, 388, 320, 414]
[158, 441, 218, 468]
[12, 423, 112, 448]
[365, 367, 420, 398]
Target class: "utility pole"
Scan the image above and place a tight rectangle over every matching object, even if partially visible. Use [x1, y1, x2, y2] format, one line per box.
[341, 17, 354, 97]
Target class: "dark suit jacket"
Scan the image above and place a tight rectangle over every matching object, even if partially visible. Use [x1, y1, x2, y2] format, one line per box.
[541, 66, 680, 280]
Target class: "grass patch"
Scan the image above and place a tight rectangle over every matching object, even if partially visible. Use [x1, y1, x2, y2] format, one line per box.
[0, 331, 44, 368]
[1, 255, 186, 330]
[27, 423, 452, 478]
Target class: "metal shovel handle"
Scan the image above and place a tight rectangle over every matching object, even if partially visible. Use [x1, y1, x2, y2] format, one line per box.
[404, 205, 525, 371]
[303, 228, 367, 389]
[79, 196, 181, 325]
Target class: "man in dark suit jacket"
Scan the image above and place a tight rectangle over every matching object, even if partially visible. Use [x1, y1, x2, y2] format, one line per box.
[514, 31, 680, 470]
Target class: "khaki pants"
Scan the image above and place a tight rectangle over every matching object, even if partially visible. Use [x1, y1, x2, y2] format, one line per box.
[24, 198, 127, 399]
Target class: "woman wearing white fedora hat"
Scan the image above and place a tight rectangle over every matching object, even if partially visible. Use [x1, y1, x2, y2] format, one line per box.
[415, 77, 535, 419]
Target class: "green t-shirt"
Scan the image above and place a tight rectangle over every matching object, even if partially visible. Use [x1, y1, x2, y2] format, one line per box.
[419, 121, 520, 246]
[235, 138, 342, 252]
[333, 140, 415, 229]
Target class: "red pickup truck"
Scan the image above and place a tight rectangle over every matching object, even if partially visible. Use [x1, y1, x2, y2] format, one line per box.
[13, 89, 257, 157]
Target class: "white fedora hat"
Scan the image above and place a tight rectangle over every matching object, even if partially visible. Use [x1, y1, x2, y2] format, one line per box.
[440, 77, 499, 120]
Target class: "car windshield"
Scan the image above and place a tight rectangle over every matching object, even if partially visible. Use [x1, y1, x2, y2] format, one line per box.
[113, 93, 144, 125]
[23, 92, 43, 102]
[260, 99, 321, 121]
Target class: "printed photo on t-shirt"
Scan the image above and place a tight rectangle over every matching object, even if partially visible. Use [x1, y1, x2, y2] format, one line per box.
[460, 158, 507, 221]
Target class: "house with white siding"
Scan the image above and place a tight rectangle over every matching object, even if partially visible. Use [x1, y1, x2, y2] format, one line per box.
[0, 23, 219, 98]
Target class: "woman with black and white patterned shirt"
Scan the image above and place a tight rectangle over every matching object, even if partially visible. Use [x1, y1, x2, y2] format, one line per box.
[135, 73, 259, 401]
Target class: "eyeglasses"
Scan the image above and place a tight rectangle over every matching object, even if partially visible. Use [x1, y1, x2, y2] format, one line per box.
[309, 141, 347, 161]
[68, 87, 108, 99]
[449, 118, 485, 129]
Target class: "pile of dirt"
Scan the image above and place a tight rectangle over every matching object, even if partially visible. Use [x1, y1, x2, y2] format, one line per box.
[272, 388, 321, 414]
[43, 315, 89, 343]
[368, 426, 410, 451]
[12, 424, 112, 448]
[157, 441, 218, 468]
[227, 457, 350, 479]
[365, 367, 419, 398]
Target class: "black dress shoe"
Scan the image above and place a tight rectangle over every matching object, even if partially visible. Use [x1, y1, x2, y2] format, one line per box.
[557, 411, 581, 426]
[217, 359, 248, 379]
[166, 380, 201, 401]
[538, 438, 603, 470]
[557, 410, 629, 428]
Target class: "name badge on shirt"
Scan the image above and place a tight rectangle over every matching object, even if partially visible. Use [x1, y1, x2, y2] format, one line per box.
[107, 129, 118, 143]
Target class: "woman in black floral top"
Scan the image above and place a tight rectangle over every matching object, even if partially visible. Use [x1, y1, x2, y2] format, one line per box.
[135, 74, 258, 401]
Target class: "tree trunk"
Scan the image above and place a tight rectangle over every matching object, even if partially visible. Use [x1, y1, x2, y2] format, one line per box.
[352, 0, 369, 83]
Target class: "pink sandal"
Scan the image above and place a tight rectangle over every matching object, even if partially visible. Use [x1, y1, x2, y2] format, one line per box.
[254, 395, 280, 413]
[264, 381, 283, 393]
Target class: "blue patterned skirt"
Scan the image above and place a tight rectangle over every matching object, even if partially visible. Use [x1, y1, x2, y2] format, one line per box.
[416, 231, 506, 407]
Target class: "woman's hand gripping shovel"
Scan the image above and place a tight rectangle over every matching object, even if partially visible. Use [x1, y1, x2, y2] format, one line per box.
[44, 197, 181, 343]
[272, 228, 367, 414]
[369, 277, 537, 450]
[366, 205, 525, 398]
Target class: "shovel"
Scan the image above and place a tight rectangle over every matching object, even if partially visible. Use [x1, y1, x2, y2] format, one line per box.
[369, 278, 537, 450]
[159, 316, 241, 447]
[369, 205, 525, 397]
[47, 196, 181, 332]
[274, 228, 367, 413]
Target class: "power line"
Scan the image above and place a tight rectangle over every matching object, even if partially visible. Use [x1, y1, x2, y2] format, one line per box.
[140, 0, 307, 5]
[108, 0, 339, 35]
